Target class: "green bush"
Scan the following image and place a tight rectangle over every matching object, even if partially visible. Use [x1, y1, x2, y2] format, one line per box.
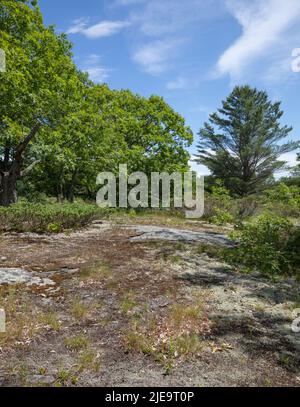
[204, 181, 237, 225]
[226, 214, 300, 277]
[0, 203, 109, 233]
[264, 183, 300, 206]
[209, 209, 235, 226]
[263, 183, 300, 218]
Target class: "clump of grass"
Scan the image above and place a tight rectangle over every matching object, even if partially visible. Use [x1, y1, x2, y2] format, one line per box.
[38, 367, 47, 375]
[173, 333, 204, 355]
[123, 293, 211, 372]
[119, 292, 137, 314]
[39, 312, 61, 331]
[64, 334, 89, 351]
[70, 298, 103, 321]
[79, 262, 112, 281]
[124, 325, 154, 355]
[12, 362, 29, 386]
[55, 369, 79, 386]
[278, 352, 298, 372]
[77, 349, 101, 373]
[0, 287, 41, 347]
[71, 300, 88, 320]
[195, 243, 223, 259]
[169, 255, 182, 265]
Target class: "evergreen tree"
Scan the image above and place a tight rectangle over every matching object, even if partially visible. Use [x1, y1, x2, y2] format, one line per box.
[196, 86, 298, 196]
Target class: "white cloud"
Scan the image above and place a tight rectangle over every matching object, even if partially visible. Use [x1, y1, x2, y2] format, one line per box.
[276, 151, 299, 178]
[130, 0, 224, 76]
[133, 39, 183, 75]
[216, 0, 300, 80]
[280, 151, 299, 168]
[85, 67, 110, 83]
[81, 54, 111, 83]
[117, 0, 146, 5]
[166, 77, 189, 90]
[131, 0, 220, 37]
[66, 18, 88, 34]
[190, 105, 212, 116]
[189, 155, 211, 176]
[67, 20, 130, 39]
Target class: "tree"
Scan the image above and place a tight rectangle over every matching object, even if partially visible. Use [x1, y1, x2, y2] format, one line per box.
[28, 85, 193, 202]
[195, 86, 299, 196]
[0, 0, 83, 206]
[100, 89, 193, 175]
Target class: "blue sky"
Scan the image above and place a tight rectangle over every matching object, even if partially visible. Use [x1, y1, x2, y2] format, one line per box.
[40, 0, 300, 175]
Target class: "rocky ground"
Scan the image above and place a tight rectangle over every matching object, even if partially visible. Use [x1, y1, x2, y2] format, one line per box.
[0, 217, 299, 387]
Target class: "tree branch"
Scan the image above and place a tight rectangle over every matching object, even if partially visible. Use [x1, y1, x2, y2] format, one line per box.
[15, 122, 42, 157]
[21, 160, 41, 177]
[9, 122, 42, 178]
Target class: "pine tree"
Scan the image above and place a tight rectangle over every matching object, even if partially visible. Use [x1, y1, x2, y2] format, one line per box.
[196, 86, 299, 196]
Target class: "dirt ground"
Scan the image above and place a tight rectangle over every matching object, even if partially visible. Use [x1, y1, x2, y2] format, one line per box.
[0, 218, 299, 387]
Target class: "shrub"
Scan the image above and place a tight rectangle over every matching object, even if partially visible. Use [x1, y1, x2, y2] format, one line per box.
[0, 203, 109, 233]
[235, 196, 261, 220]
[209, 209, 235, 226]
[264, 183, 300, 218]
[264, 183, 300, 206]
[226, 214, 300, 277]
[204, 181, 237, 224]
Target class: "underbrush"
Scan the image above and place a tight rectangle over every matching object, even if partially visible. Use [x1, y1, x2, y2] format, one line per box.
[195, 213, 300, 278]
[0, 202, 110, 233]
[226, 214, 300, 278]
[204, 182, 300, 226]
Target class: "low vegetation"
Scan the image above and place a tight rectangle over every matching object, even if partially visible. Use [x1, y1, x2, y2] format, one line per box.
[227, 214, 300, 278]
[0, 202, 109, 233]
[123, 294, 211, 374]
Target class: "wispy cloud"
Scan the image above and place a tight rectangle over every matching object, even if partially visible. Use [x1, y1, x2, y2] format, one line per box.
[116, 0, 146, 5]
[131, 0, 220, 37]
[216, 0, 300, 80]
[130, 0, 223, 77]
[67, 19, 130, 39]
[66, 18, 88, 34]
[190, 105, 212, 116]
[133, 39, 183, 75]
[166, 77, 189, 90]
[81, 54, 111, 83]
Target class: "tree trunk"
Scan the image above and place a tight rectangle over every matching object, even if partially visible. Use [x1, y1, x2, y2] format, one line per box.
[66, 168, 78, 203]
[0, 173, 18, 207]
[0, 122, 42, 207]
[56, 181, 64, 203]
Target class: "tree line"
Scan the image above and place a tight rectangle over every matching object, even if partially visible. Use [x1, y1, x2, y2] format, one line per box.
[0, 0, 192, 206]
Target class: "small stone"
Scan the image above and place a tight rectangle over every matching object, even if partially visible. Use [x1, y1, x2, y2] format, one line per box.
[41, 298, 53, 306]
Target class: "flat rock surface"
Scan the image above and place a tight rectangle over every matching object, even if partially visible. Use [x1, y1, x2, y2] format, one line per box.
[127, 225, 232, 246]
[0, 220, 299, 387]
[0, 268, 55, 287]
